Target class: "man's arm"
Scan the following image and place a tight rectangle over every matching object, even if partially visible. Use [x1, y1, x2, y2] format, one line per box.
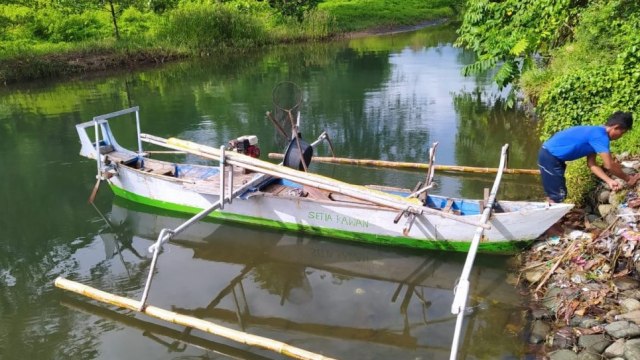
[587, 153, 621, 190]
[591, 152, 640, 189]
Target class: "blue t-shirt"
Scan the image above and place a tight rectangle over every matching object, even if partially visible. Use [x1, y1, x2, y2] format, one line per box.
[543, 125, 610, 161]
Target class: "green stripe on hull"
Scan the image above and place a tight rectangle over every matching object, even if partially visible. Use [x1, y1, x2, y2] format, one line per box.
[110, 184, 531, 254]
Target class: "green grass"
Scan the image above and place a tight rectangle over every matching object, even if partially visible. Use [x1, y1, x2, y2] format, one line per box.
[320, 0, 457, 31]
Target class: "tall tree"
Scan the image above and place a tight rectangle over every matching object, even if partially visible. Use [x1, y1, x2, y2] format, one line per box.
[106, 0, 120, 39]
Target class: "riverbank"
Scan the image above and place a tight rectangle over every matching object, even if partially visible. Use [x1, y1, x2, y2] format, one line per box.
[0, 18, 452, 86]
[0, 47, 186, 85]
[518, 156, 640, 359]
[0, 0, 459, 85]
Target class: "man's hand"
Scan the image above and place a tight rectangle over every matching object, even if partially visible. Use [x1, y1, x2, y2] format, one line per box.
[607, 179, 622, 191]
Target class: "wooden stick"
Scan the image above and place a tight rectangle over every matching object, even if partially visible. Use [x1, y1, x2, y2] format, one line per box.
[268, 153, 540, 175]
[55, 277, 335, 360]
[424, 142, 438, 188]
[266, 111, 288, 139]
[533, 239, 579, 297]
[519, 260, 548, 272]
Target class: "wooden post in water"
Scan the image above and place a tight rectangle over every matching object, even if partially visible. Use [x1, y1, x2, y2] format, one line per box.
[55, 277, 336, 360]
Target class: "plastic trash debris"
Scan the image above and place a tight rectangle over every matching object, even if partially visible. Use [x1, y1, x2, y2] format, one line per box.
[548, 236, 561, 245]
[568, 230, 591, 240]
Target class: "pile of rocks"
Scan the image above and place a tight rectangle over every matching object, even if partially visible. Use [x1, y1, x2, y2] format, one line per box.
[518, 158, 640, 359]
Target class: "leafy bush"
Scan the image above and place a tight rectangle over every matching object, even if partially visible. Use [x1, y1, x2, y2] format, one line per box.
[267, 0, 321, 23]
[119, 7, 161, 39]
[564, 159, 598, 205]
[161, 2, 267, 51]
[0, 4, 34, 41]
[268, 9, 333, 42]
[319, 0, 454, 31]
[148, 0, 179, 14]
[535, 1, 640, 144]
[27, 8, 110, 43]
[54, 12, 110, 42]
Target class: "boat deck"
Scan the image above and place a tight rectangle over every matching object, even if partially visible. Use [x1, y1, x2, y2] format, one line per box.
[104, 150, 373, 204]
[104, 149, 487, 214]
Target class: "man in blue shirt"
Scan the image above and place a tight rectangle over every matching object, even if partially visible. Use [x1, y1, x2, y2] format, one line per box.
[538, 111, 640, 203]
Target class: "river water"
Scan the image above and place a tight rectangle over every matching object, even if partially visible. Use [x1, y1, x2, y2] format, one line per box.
[0, 23, 543, 359]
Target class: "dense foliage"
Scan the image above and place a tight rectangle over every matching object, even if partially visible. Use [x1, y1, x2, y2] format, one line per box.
[458, 0, 640, 204]
[534, 1, 640, 139]
[532, 0, 640, 204]
[455, 0, 587, 107]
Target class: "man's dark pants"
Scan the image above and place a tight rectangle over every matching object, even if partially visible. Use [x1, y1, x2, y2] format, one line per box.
[538, 147, 567, 203]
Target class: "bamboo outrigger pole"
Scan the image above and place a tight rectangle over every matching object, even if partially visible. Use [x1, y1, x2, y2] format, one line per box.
[267, 153, 540, 175]
[55, 277, 336, 360]
[448, 144, 509, 360]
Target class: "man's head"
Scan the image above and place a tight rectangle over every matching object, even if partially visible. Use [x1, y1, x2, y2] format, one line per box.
[606, 111, 633, 140]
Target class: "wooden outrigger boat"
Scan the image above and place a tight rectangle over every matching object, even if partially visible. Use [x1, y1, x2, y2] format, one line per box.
[59, 105, 574, 359]
[77, 107, 571, 254]
[75, 107, 571, 254]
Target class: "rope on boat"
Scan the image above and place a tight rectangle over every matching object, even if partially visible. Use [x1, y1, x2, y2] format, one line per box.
[54, 277, 336, 360]
[448, 144, 509, 360]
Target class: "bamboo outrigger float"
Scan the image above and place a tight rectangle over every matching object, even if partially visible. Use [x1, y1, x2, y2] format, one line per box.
[58, 104, 573, 359]
[54, 278, 335, 360]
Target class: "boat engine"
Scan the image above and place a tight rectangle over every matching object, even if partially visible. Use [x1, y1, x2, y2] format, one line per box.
[228, 135, 261, 158]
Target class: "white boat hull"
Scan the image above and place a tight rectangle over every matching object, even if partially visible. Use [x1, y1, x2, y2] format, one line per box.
[107, 165, 571, 253]
[75, 107, 572, 253]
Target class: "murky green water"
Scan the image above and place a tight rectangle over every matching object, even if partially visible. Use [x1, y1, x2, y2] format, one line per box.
[0, 23, 541, 359]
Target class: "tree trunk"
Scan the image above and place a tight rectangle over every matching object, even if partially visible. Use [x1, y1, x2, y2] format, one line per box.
[108, 0, 120, 40]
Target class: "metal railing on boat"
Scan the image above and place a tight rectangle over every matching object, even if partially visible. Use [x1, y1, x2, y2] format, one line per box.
[139, 145, 269, 309]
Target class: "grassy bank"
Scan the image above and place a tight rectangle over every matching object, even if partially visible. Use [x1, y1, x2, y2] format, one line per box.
[0, 0, 458, 84]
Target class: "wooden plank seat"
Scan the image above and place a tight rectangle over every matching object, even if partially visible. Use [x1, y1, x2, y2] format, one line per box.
[104, 150, 140, 167]
[443, 199, 454, 213]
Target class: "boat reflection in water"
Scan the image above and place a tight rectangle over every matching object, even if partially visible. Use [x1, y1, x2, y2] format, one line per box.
[95, 198, 528, 359]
